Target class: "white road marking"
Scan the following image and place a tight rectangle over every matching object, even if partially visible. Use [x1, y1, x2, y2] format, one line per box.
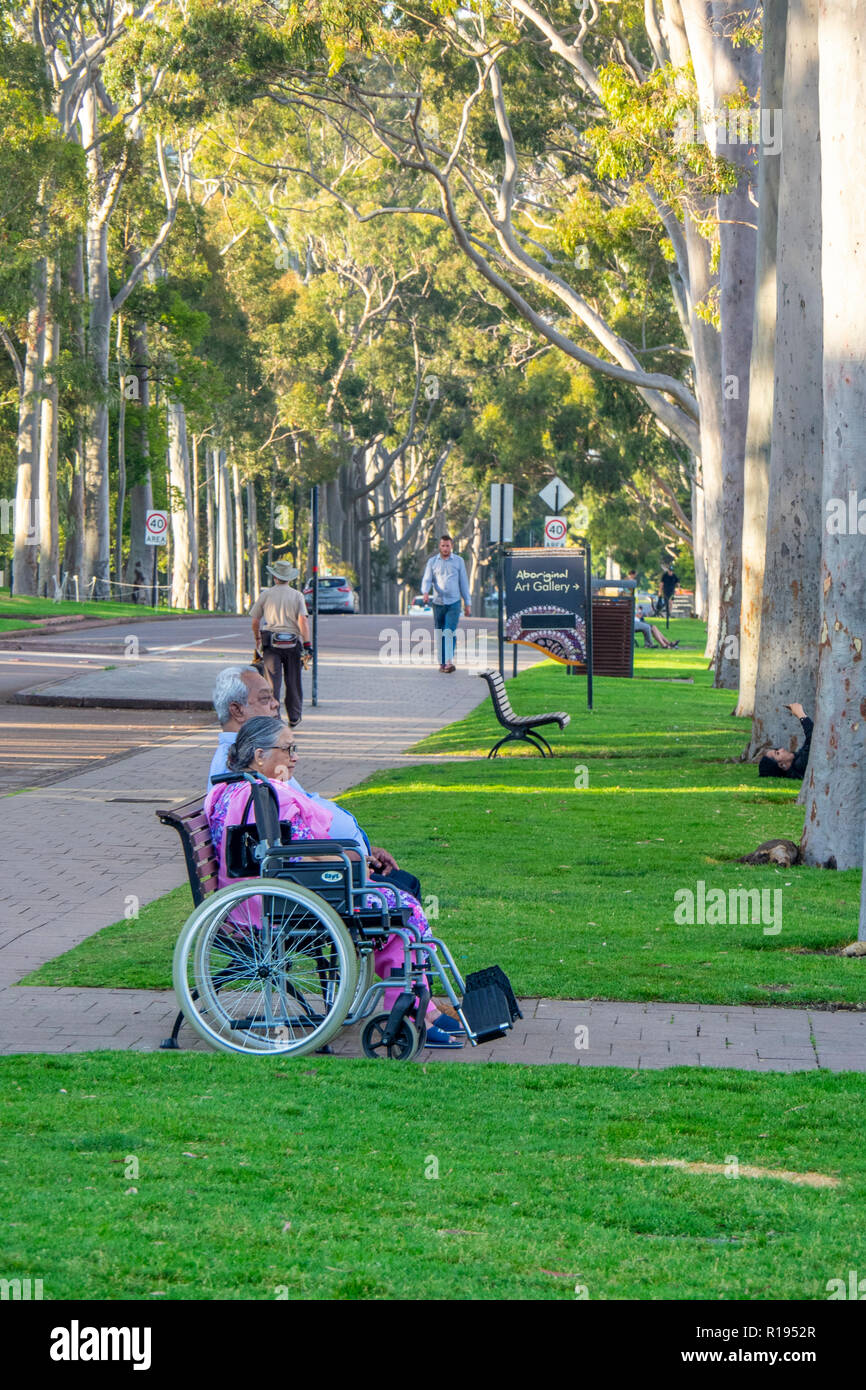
[146, 633, 242, 653]
[0, 633, 244, 662]
[0, 652, 105, 663]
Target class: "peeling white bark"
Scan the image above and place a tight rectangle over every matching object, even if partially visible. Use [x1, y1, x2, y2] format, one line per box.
[801, 0, 866, 871]
[738, 0, 788, 718]
[751, 0, 823, 755]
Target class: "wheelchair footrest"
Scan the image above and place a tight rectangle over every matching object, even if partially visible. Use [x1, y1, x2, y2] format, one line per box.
[464, 965, 523, 1023]
[460, 983, 513, 1043]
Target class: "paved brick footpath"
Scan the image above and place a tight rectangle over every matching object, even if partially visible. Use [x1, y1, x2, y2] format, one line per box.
[1, 644, 864, 1069]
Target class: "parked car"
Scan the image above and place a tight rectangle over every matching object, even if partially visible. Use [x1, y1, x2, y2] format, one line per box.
[302, 576, 360, 613]
[408, 594, 433, 615]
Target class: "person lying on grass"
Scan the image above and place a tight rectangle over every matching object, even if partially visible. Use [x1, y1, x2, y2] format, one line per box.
[758, 702, 813, 780]
[205, 716, 463, 1048]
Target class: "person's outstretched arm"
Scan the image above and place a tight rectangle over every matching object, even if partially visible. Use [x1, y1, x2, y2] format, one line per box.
[785, 704, 813, 778]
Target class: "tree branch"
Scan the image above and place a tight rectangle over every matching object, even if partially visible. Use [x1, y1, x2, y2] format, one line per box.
[0, 325, 24, 394]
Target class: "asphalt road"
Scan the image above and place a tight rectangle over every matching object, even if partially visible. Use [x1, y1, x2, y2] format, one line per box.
[6, 610, 499, 655]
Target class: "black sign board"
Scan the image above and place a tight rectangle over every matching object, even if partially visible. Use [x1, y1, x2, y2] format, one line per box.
[501, 546, 593, 709]
[503, 548, 590, 663]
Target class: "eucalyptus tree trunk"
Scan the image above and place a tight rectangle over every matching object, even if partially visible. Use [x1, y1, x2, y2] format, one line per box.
[665, 0, 725, 663]
[267, 455, 277, 573]
[114, 313, 126, 587]
[684, 217, 724, 660]
[124, 318, 154, 591]
[37, 259, 60, 596]
[749, 0, 823, 756]
[216, 448, 236, 612]
[323, 474, 344, 572]
[64, 453, 85, 589]
[63, 238, 87, 587]
[376, 468, 398, 612]
[232, 457, 245, 609]
[81, 90, 113, 599]
[711, 3, 760, 689]
[167, 401, 196, 609]
[205, 448, 216, 611]
[12, 260, 46, 596]
[691, 464, 707, 618]
[801, 0, 866, 872]
[246, 480, 260, 597]
[737, 0, 788, 718]
[191, 434, 201, 609]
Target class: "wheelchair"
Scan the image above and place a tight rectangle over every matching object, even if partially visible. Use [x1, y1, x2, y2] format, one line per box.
[169, 771, 520, 1061]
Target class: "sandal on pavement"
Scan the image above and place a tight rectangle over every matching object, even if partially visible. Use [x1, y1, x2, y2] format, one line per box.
[424, 1025, 464, 1049]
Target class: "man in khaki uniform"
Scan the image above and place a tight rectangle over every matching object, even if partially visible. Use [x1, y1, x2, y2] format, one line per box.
[249, 560, 311, 727]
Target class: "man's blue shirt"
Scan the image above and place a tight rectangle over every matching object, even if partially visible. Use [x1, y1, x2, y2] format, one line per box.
[421, 551, 470, 605]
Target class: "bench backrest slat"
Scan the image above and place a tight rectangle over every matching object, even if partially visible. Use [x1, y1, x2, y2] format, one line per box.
[157, 798, 219, 908]
[479, 670, 516, 725]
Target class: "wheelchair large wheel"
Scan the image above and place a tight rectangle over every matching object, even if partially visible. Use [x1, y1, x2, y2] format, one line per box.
[345, 950, 377, 1025]
[173, 879, 358, 1056]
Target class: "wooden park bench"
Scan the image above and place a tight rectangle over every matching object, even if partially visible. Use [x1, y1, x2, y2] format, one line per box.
[478, 669, 570, 758]
[155, 797, 219, 1048]
[157, 797, 218, 907]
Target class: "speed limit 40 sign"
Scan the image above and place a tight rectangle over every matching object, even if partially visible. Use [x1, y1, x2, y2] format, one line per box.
[544, 515, 568, 547]
[145, 510, 168, 546]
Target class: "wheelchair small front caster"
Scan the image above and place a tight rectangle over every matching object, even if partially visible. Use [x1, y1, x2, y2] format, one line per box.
[362, 1013, 422, 1061]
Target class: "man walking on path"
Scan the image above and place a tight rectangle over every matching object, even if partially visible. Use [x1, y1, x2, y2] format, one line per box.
[421, 535, 471, 673]
[249, 560, 312, 726]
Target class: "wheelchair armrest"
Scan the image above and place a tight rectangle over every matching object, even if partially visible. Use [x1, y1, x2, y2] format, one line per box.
[284, 839, 363, 855]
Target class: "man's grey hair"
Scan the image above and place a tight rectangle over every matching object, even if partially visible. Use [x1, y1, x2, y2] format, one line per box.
[213, 666, 259, 725]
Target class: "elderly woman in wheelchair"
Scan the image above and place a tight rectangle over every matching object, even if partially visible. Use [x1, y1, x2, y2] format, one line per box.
[170, 716, 524, 1061]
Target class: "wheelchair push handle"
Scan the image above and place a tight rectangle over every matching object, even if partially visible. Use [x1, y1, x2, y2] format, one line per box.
[209, 769, 271, 787]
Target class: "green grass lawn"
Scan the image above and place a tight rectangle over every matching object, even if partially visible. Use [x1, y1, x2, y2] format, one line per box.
[7, 616, 866, 1303]
[2, 1053, 864, 1300]
[0, 595, 201, 631]
[27, 618, 864, 1006]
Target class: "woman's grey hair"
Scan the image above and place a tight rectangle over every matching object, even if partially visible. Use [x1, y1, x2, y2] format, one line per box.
[227, 716, 286, 772]
[212, 666, 259, 725]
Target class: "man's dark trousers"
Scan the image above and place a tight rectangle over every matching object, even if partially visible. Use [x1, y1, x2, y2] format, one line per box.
[369, 867, 422, 901]
[262, 639, 303, 724]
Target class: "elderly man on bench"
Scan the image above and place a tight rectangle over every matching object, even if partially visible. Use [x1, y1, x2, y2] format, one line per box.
[208, 666, 429, 938]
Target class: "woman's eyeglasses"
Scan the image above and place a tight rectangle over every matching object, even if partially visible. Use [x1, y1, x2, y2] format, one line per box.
[274, 743, 297, 756]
